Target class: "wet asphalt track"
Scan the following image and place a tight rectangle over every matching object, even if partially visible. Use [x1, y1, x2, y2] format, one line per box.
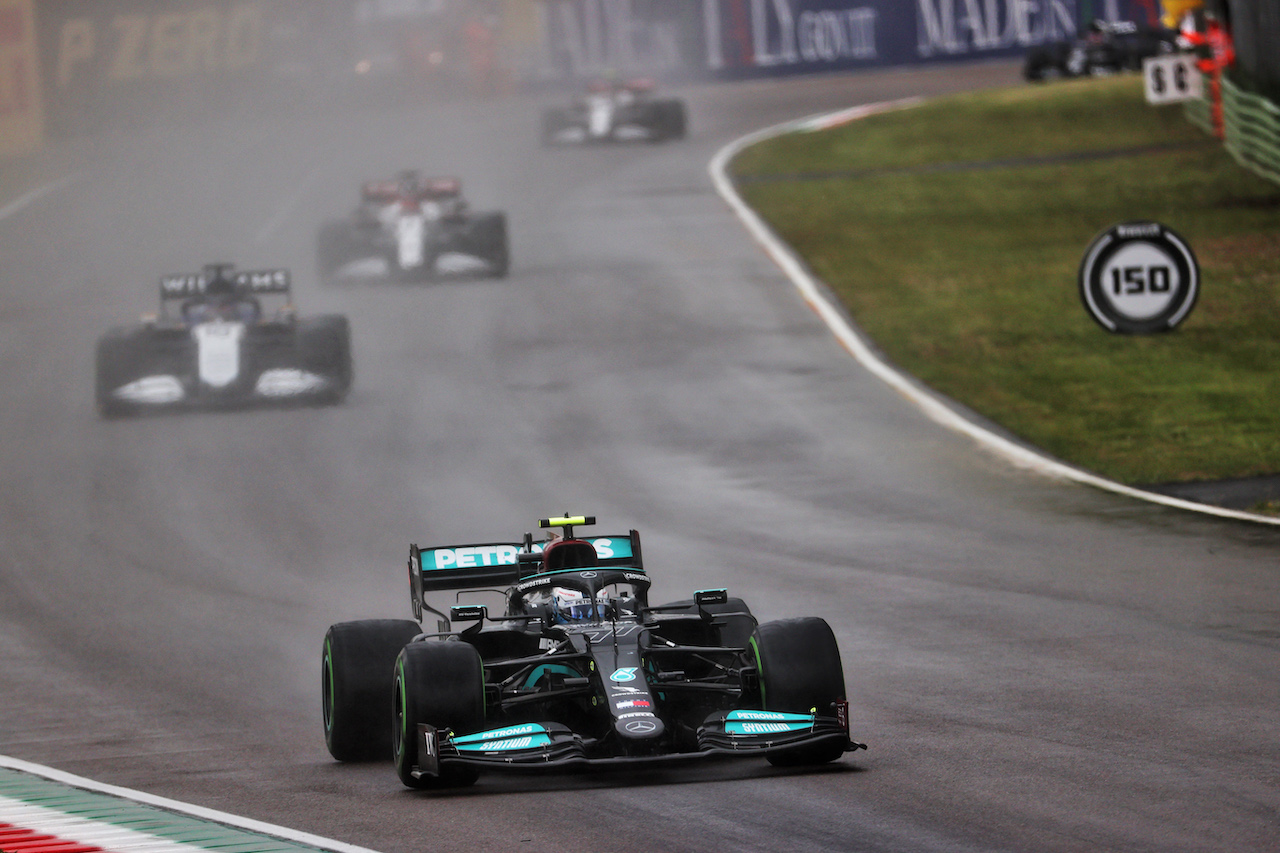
[1, 61, 1279, 853]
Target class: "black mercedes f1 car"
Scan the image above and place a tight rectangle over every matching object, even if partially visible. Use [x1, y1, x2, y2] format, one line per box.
[322, 515, 864, 789]
[1023, 19, 1177, 81]
[317, 172, 508, 282]
[541, 79, 687, 145]
[94, 264, 352, 417]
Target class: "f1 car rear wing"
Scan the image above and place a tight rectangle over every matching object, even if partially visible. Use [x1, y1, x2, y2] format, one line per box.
[159, 268, 291, 301]
[408, 528, 643, 620]
[363, 177, 461, 201]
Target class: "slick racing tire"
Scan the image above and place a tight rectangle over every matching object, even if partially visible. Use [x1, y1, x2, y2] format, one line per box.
[322, 620, 422, 762]
[1022, 43, 1068, 81]
[393, 640, 485, 789]
[95, 328, 141, 418]
[316, 220, 355, 281]
[653, 99, 687, 141]
[540, 108, 572, 146]
[470, 212, 509, 278]
[297, 315, 353, 404]
[751, 617, 847, 766]
[94, 326, 185, 418]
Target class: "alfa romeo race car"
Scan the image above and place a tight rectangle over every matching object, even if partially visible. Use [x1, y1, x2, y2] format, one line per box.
[95, 264, 352, 417]
[1023, 18, 1177, 80]
[322, 515, 864, 789]
[317, 172, 508, 282]
[541, 79, 687, 145]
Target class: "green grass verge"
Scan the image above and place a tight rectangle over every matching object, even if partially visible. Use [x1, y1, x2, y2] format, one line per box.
[732, 76, 1280, 488]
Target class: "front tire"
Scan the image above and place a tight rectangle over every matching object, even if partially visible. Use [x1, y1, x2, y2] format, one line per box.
[392, 640, 485, 789]
[655, 99, 687, 140]
[751, 617, 847, 766]
[541, 108, 571, 146]
[95, 329, 137, 418]
[470, 212, 509, 278]
[322, 619, 422, 762]
[316, 220, 354, 281]
[297, 314, 353, 404]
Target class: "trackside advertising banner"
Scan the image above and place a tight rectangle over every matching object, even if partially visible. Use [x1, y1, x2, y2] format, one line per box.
[536, 0, 1162, 80]
[33, 0, 284, 135]
[0, 0, 43, 155]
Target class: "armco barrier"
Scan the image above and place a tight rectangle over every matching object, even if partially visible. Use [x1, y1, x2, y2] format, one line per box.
[1220, 75, 1280, 185]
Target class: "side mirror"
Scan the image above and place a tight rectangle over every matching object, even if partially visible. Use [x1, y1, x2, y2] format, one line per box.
[695, 588, 729, 607]
[450, 605, 487, 623]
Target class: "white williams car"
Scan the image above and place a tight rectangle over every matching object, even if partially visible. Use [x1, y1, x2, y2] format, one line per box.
[94, 264, 352, 417]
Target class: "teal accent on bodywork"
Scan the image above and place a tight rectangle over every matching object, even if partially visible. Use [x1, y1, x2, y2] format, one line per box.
[454, 734, 551, 752]
[419, 538, 635, 573]
[726, 710, 814, 722]
[723, 709, 814, 736]
[451, 723, 551, 752]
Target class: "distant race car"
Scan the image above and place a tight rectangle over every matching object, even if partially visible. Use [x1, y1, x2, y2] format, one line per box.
[541, 78, 687, 145]
[95, 263, 352, 417]
[322, 515, 864, 789]
[317, 172, 508, 282]
[1023, 19, 1177, 81]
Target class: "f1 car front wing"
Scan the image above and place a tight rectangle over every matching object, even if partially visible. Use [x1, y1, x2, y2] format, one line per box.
[409, 709, 866, 780]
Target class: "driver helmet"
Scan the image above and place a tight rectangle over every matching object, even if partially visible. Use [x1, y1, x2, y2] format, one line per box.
[203, 264, 237, 297]
[551, 587, 612, 623]
[198, 265, 257, 322]
[396, 169, 424, 197]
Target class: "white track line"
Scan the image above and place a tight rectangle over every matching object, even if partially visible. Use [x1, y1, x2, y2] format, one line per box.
[0, 756, 385, 853]
[708, 99, 1280, 528]
[254, 166, 324, 245]
[0, 173, 82, 221]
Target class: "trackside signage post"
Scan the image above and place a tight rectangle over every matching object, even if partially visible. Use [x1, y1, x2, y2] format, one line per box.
[1078, 221, 1200, 334]
[1143, 54, 1202, 105]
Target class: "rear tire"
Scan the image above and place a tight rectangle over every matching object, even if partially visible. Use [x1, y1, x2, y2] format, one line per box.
[316, 220, 354, 281]
[656, 99, 687, 140]
[322, 619, 422, 762]
[393, 640, 485, 789]
[751, 617, 847, 766]
[472, 212, 509, 278]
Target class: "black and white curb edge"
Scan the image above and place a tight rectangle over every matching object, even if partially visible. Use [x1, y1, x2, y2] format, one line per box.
[708, 98, 1280, 528]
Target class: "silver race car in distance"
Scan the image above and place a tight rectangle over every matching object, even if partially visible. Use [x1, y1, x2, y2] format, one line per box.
[542, 78, 687, 145]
